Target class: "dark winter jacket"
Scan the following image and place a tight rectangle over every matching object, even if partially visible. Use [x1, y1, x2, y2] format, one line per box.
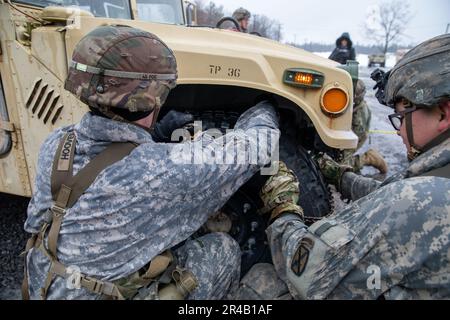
[329, 32, 356, 64]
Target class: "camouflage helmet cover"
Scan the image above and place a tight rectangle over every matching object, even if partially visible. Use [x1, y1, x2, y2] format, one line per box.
[385, 34, 450, 108]
[232, 7, 251, 21]
[64, 25, 177, 114]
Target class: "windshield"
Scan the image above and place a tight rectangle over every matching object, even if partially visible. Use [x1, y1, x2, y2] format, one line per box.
[13, 0, 132, 19]
[136, 0, 184, 25]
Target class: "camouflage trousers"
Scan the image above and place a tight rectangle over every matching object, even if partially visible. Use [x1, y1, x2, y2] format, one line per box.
[131, 232, 241, 300]
[116, 232, 241, 300]
[234, 263, 291, 300]
[175, 232, 241, 299]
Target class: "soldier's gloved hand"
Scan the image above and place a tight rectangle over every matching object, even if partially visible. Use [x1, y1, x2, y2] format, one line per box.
[151, 110, 194, 142]
[259, 161, 304, 224]
[314, 153, 353, 190]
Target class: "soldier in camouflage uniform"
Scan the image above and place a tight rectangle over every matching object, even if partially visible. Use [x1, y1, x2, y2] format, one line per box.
[23, 25, 280, 300]
[340, 80, 387, 174]
[237, 34, 450, 299]
[231, 7, 251, 33]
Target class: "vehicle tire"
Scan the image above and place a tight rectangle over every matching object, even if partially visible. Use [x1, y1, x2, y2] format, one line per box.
[225, 135, 332, 275]
[236, 134, 332, 222]
[279, 136, 332, 221]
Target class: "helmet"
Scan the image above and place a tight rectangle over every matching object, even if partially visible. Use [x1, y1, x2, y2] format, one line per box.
[64, 25, 177, 125]
[385, 33, 450, 108]
[382, 34, 450, 161]
[232, 7, 251, 21]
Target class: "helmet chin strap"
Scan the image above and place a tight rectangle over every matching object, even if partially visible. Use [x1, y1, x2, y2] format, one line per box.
[94, 103, 159, 133]
[150, 97, 162, 129]
[405, 111, 421, 161]
[405, 111, 450, 161]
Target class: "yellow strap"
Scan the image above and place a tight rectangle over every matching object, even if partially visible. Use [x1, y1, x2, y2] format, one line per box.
[369, 130, 398, 135]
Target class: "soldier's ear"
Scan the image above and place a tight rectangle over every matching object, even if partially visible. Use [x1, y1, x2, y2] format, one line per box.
[437, 101, 450, 132]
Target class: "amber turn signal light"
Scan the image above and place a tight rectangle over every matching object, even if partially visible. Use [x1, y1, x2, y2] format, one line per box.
[321, 87, 349, 115]
[283, 68, 324, 88]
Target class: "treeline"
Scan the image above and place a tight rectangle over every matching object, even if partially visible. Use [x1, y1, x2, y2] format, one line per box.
[288, 42, 413, 54]
[194, 0, 284, 41]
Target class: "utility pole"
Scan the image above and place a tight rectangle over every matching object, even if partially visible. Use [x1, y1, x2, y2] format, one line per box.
[277, 23, 281, 42]
[446, 23, 450, 33]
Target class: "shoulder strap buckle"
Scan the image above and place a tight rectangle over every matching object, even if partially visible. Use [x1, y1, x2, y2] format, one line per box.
[66, 266, 82, 289]
[50, 204, 66, 217]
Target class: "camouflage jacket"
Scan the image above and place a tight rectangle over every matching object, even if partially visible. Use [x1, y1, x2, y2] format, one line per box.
[341, 138, 450, 200]
[267, 138, 450, 299]
[24, 102, 279, 299]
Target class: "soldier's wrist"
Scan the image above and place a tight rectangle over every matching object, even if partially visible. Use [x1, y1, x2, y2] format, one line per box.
[336, 167, 353, 191]
[268, 203, 304, 225]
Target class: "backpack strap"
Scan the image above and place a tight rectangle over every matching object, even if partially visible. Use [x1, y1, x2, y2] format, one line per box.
[22, 131, 137, 300]
[47, 140, 137, 259]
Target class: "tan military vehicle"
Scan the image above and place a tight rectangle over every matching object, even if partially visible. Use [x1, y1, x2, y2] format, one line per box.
[368, 53, 386, 68]
[0, 0, 357, 272]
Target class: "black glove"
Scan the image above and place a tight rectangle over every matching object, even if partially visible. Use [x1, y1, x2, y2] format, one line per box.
[371, 68, 390, 106]
[151, 110, 194, 142]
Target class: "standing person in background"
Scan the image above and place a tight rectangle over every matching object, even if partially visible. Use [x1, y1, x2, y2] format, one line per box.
[329, 32, 355, 64]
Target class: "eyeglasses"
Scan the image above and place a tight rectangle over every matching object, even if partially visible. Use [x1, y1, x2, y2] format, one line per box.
[388, 105, 423, 130]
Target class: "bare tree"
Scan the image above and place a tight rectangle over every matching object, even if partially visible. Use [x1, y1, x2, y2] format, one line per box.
[250, 14, 283, 41]
[364, 0, 411, 54]
[194, 0, 225, 26]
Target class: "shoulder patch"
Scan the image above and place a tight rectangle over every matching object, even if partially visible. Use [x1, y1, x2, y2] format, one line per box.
[291, 237, 314, 276]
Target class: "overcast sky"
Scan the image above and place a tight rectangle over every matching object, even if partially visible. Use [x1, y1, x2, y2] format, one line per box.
[210, 0, 450, 46]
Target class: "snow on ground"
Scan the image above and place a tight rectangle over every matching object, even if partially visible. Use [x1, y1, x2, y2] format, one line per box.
[357, 65, 409, 178]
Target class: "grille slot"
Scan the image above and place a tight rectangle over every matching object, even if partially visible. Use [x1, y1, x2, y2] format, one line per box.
[25, 79, 64, 125]
[43, 95, 60, 124]
[25, 78, 42, 109]
[37, 88, 54, 118]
